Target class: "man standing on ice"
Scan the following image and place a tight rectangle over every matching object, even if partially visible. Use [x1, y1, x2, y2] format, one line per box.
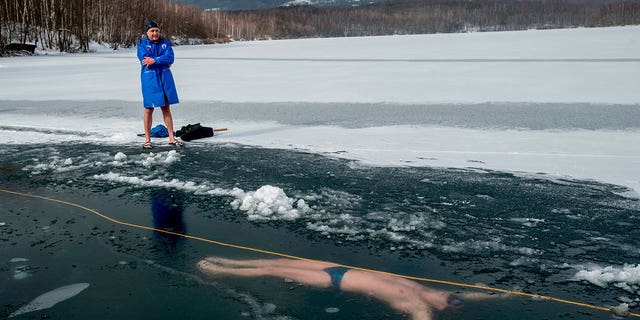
[137, 20, 181, 149]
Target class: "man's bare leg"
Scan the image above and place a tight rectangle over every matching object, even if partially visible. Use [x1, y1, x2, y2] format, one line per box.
[143, 108, 154, 143]
[197, 259, 333, 288]
[161, 105, 175, 142]
[459, 290, 513, 301]
[204, 257, 336, 270]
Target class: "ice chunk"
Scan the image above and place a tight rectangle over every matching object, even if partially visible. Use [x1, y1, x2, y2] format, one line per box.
[231, 185, 309, 221]
[114, 152, 127, 161]
[325, 307, 340, 313]
[164, 150, 179, 164]
[573, 264, 640, 292]
[9, 283, 90, 317]
[610, 303, 630, 316]
[13, 267, 31, 280]
[261, 303, 276, 314]
[139, 150, 182, 167]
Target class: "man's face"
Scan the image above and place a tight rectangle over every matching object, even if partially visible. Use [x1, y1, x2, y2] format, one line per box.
[147, 27, 160, 41]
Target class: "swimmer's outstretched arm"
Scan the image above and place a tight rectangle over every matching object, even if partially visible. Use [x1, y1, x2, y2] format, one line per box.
[459, 289, 514, 301]
[202, 256, 336, 270]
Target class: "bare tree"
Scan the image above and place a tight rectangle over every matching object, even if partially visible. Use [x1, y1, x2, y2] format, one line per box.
[2, 0, 639, 54]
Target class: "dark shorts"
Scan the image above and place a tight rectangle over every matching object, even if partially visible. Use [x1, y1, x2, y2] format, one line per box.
[323, 266, 350, 290]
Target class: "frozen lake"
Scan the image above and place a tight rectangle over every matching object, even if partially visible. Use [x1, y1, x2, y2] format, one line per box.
[1, 25, 639, 319]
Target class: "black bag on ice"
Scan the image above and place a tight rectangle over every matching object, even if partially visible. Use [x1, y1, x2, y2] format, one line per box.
[176, 123, 214, 141]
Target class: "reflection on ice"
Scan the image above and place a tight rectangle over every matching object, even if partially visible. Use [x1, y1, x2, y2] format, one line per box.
[151, 191, 186, 252]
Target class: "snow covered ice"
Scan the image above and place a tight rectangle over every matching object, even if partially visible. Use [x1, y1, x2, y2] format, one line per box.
[1, 25, 640, 319]
[0, 26, 639, 197]
[574, 264, 640, 292]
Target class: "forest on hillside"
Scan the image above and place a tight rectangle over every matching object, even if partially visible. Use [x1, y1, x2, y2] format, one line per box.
[223, 0, 640, 40]
[1, 0, 639, 54]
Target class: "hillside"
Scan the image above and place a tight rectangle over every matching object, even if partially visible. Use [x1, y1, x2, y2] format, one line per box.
[179, 0, 386, 11]
[2, 0, 639, 53]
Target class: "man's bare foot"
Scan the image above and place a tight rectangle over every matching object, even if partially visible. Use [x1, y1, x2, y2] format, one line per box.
[197, 259, 224, 275]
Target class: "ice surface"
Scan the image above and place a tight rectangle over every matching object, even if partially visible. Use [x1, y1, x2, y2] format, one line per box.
[325, 307, 340, 313]
[9, 283, 90, 317]
[1, 26, 639, 197]
[2, 26, 639, 104]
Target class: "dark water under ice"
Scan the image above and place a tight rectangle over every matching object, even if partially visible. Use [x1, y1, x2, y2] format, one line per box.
[1, 141, 638, 319]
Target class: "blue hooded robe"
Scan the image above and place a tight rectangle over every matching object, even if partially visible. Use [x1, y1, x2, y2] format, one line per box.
[137, 37, 179, 108]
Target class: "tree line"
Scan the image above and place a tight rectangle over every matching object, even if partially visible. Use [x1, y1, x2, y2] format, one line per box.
[222, 0, 640, 40]
[1, 0, 639, 53]
[0, 0, 208, 52]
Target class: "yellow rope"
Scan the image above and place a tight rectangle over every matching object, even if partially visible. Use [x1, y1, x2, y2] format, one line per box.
[1, 188, 637, 318]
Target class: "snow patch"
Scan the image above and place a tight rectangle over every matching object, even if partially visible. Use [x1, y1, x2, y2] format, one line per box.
[9, 283, 90, 317]
[573, 264, 640, 293]
[231, 185, 310, 221]
[92, 173, 310, 221]
[140, 150, 181, 167]
[93, 172, 216, 194]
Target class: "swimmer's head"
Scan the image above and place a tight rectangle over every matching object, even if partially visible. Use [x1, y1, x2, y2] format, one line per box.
[447, 294, 464, 309]
[418, 291, 460, 311]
